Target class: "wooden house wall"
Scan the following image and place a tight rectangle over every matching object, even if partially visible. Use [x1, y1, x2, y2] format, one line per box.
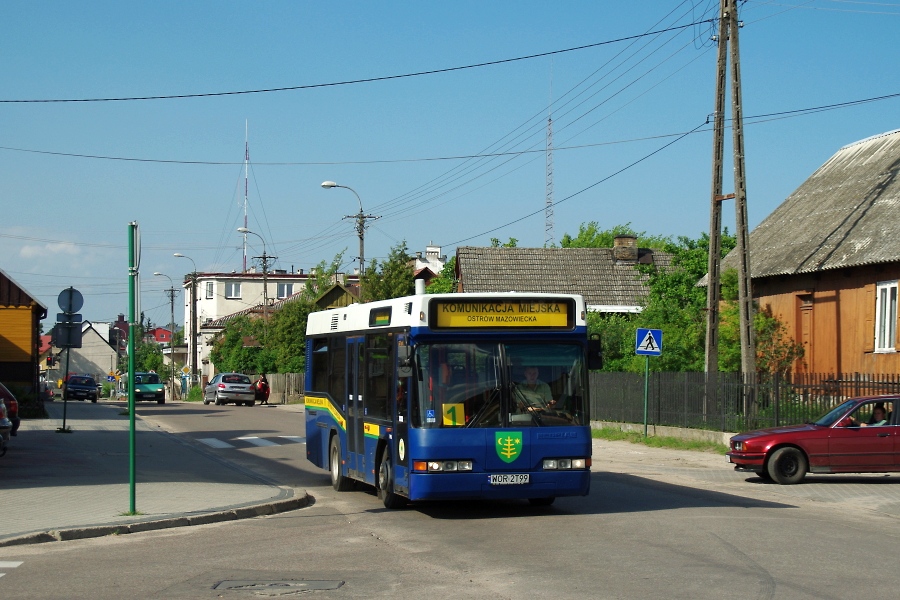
[754, 263, 900, 374]
[0, 304, 42, 390]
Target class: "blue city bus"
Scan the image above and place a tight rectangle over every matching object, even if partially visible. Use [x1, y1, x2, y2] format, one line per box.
[304, 293, 601, 508]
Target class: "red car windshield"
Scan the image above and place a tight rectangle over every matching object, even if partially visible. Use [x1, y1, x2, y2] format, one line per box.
[814, 399, 857, 426]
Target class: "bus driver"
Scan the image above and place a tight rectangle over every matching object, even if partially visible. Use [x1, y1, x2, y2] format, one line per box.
[518, 365, 553, 410]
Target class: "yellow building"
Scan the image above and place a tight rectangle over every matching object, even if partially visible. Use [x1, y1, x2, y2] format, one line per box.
[0, 267, 48, 396]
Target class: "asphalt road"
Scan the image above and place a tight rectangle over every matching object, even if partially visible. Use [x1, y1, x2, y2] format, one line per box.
[1, 401, 898, 599]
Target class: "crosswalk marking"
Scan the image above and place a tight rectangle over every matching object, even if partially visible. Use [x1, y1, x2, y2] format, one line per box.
[0, 561, 23, 578]
[278, 436, 306, 443]
[237, 436, 279, 447]
[198, 437, 236, 449]
[197, 435, 306, 450]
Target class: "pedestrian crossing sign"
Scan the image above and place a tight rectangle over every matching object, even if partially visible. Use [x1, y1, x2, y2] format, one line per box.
[635, 328, 662, 356]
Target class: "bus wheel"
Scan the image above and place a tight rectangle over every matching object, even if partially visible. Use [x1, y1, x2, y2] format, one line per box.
[378, 446, 407, 509]
[330, 436, 352, 492]
[528, 497, 555, 507]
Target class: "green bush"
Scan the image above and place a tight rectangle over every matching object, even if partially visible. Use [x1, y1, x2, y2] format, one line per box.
[186, 385, 203, 403]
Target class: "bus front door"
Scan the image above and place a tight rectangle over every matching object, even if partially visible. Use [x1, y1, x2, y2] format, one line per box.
[346, 337, 366, 478]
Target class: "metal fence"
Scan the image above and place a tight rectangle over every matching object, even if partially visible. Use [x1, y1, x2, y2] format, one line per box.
[591, 372, 900, 432]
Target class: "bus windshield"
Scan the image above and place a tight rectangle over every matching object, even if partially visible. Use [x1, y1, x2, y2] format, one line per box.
[413, 342, 587, 428]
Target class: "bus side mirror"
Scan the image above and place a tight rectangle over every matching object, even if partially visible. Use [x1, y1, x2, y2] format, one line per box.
[587, 336, 603, 370]
[397, 345, 413, 378]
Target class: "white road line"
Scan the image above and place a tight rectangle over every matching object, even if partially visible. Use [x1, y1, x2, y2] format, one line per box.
[237, 436, 279, 447]
[0, 561, 23, 577]
[197, 437, 236, 449]
[278, 436, 306, 444]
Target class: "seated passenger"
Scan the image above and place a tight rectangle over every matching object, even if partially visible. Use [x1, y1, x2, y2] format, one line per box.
[848, 406, 888, 427]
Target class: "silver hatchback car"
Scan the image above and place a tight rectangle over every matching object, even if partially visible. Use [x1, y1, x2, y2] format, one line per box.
[203, 373, 256, 406]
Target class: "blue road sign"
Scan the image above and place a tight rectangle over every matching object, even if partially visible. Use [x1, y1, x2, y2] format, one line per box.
[635, 328, 662, 356]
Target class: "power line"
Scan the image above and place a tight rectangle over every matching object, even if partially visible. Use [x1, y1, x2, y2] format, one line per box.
[0, 22, 711, 104]
[2, 90, 895, 167]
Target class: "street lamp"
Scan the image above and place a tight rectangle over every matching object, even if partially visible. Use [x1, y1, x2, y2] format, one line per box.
[321, 181, 379, 281]
[173, 253, 198, 388]
[153, 272, 177, 402]
[236, 227, 275, 326]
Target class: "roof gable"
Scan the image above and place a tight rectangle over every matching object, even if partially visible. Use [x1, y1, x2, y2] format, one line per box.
[725, 129, 900, 277]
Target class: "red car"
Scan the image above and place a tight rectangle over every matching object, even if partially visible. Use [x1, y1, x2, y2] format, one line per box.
[728, 395, 897, 484]
[0, 381, 20, 437]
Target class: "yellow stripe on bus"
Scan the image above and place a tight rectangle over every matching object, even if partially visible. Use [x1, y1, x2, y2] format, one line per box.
[305, 394, 346, 431]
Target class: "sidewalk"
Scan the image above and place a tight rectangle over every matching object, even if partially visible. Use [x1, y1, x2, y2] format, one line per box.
[0, 401, 307, 547]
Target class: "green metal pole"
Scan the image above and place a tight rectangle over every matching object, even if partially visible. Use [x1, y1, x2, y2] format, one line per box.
[128, 222, 137, 513]
[643, 355, 649, 437]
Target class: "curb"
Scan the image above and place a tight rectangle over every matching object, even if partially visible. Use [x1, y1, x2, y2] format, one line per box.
[0, 493, 310, 548]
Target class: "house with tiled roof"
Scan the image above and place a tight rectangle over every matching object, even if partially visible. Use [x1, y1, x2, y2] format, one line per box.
[197, 280, 360, 382]
[455, 237, 672, 313]
[720, 128, 900, 373]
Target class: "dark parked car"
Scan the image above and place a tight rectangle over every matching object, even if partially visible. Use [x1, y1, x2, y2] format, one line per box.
[0, 381, 19, 437]
[203, 373, 256, 406]
[64, 375, 99, 402]
[728, 395, 898, 484]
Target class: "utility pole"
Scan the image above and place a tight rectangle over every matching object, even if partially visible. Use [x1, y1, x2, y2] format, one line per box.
[165, 286, 176, 400]
[321, 181, 379, 299]
[254, 249, 277, 327]
[705, 0, 756, 412]
[174, 253, 199, 389]
[190, 273, 198, 388]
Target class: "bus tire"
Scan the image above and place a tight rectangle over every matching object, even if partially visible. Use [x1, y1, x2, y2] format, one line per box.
[330, 436, 352, 492]
[378, 445, 407, 509]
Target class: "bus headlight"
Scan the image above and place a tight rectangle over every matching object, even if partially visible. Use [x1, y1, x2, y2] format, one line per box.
[413, 460, 474, 472]
[543, 458, 589, 470]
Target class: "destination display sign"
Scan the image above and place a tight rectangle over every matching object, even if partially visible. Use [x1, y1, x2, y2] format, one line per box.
[431, 298, 573, 330]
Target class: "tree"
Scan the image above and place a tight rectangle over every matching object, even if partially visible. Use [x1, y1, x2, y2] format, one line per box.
[426, 256, 457, 294]
[584, 229, 803, 374]
[267, 299, 315, 373]
[360, 241, 415, 302]
[560, 222, 670, 249]
[208, 315, 275, 375]
[303, 251, 347, 301]
[584, 231, 736, 372]
[134, 339, 164, 374]
[490, 237, 518, 247]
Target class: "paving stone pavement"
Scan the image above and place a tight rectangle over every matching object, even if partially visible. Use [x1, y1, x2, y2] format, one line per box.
[594, 438, 900, 517]
[0, 401, 306, 547]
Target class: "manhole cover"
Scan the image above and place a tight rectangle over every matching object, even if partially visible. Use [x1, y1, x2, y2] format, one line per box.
[214, 580, 343, 595]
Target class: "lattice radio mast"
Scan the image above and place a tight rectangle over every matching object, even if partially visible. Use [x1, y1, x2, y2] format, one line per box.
[242, 120, 249, 272]
[545, 67, 555, 247]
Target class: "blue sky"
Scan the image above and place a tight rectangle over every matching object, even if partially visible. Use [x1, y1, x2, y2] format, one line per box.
[2, 1, 899, 328]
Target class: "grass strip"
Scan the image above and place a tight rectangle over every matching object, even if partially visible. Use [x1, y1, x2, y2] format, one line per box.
[591, 426, 728, 455]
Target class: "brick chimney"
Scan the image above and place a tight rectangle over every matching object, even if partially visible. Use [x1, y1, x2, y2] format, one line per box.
[613, 235, 638, 263]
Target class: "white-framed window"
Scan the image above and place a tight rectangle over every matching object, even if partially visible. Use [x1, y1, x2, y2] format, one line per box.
[205, 281, 214, 299]
[875, 280, 898, 352]
[225, 282, 241, 299]
[277, 283, 293, 299]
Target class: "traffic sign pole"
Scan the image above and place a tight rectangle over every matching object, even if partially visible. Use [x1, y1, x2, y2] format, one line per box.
[635, 328, 663, 437]
[644, 355, 650, 437]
